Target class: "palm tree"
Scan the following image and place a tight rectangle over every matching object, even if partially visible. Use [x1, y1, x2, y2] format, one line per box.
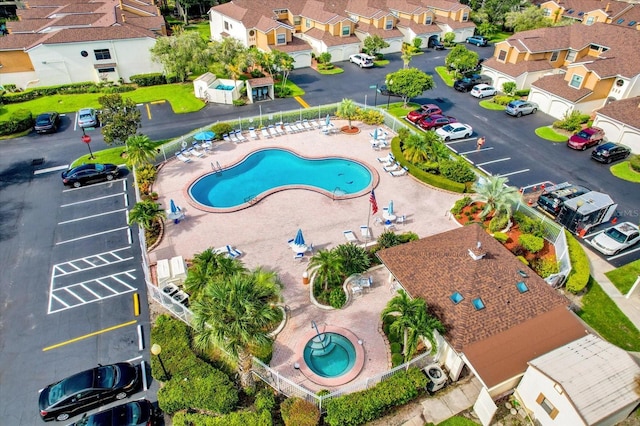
[337, 98, 357, 130]
[192, 271, 282, 390]
[128, 199, 165, 230]
[333, 243, 370, 277]
[402, 133, 430, 163]
[382, 290, 443, 360]
[125, 134, 156, 169]
[308, 249, 343, 291]
[425, 137, 451, 163]
[401, 43, 418, 68]
[473, 175, 521, 220]
[184, 248, 246, 300]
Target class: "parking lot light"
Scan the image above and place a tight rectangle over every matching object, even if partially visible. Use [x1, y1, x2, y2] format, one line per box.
[151, 343, 171, 381]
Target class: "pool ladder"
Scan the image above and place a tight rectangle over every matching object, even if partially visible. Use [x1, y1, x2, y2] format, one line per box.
[244, 194, 257, 205]
[332, 187, 346, 200]
[211, 161, 223, 175]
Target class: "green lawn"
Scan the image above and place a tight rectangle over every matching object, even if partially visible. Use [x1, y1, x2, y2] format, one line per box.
[0, 83, 205, 117]
[316, 67, 344, 75]
[436, 416, 480, 426]
[577, 277, 640, 351]
[479, 100, 505, 111]
[184, 21, 211, 42]
[535, 126, 569, 142]
[488, 31, 512, 44]
[610, 161, 640, 183]
[605, 259, 640, 294]
[70, 139, 168, 168]
[435, 66, 455, 87]
[374, 59, 390, 67]
[386, 102, 419, 119]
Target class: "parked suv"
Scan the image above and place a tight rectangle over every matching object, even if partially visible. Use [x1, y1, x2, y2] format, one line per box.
[466, 35, 488, 46]
[428, 38, 445, 50]
[349, 53, 375, 68]
[453, 74, 492, 92]
[470, 84, 496, 98]
[591, 142, 631, 163]
[537, 182, 591, 216]
[567, 127, 605, 150]
[505, 100, 538, 117]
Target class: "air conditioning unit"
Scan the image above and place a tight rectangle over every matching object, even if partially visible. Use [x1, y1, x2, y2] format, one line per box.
[424, 364, 448, 393]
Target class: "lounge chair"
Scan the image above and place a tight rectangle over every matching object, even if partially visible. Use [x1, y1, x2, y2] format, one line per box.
[229, 132, 239, 143]
[191, 144, 206, 156]
[188, 147, 204, 157]
[294, 121, 305, 132]
[294, 252, 304, 261]
[284, 123, 295, 134]
[249, 127, 258, 139]
[360, 225, 372, 239]
[302, 119, 313, 130]
[225, 245, 243, 258]
[377, 154, 393, 163]
[390, 167, 409, 177]
[261, 127, 271, 138]
[309, 119, 320, 129]
[223, 133, 231, 142]
[384, 162, 400, 172]
[175, 152, 192, 163]
[275, 123, 285, 136]
[235, 130, 246, 142]
[268, 125, 279, 137]
[396, 214, 406, 224]
[343, 230, 358, 243]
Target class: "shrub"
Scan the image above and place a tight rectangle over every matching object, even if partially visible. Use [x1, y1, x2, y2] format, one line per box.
[129, 73, 167, 86]
[390, 342, 402, 354]
[232, 98, 247, 106]
[398, 232, 419, 243]
[391, 353, 404, 366]
[565, 230, 590, 293]
[255, 388, 276, 413]
[439, 159, 475, 183]
[158, 370, 239, 414]
[172, 410, 272, 426]
[515, 89, 530, 97]
[324, 368, 427, 426]
[334, 244, 370, 276]
[553, 110, 591, 132]
[531, 257, 559, 278]
[511, 244, 526, 257]
[630, 154, 640, 173]
[357, 108, 384, 125]
[451, 196, 472, 214]
[493, 232, 509, 243]
[329, 287, 347, 308]
[518, 234, 544, 253]
[513, 212, 545, 237]
[211, 122, 234, 140]
[502, 82, 516, 96]
[275, 85, 292, 98]
[136, 164, 158, 185]
[250, 69, 265, 78]
[0, 109, 33, 136]
[517, 255, 529, 265]
[489, 213, 509, 232]
[492, 95, 515, 106]
[317, 52, 332, 64]
[250, 339, 274, 364]
[412, 37, 423, 50]
[377, 230, 401, 248]
[281, 397, 320, 426]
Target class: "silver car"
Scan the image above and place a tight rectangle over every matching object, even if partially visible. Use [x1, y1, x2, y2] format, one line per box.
[77, 107, 99, 128]
[505, 100, 539, 117]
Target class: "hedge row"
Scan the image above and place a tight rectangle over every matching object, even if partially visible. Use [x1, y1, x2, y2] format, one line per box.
[564, 230, 590, 293]
[151, 315, 239, 415]
[129, 73, 180, 86]
[324, 368, 427, 426]
[172, 410, 272, 426]
[0, 109, 33, 136]
[0, 82, 133, 104]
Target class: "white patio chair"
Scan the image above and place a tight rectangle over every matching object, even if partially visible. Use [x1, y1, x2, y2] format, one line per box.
[261, 127, 271, 138]
[390, 167, 408, 177]
[235, 130, 246, 142]
[275, 123, 286, 136]
[384, 162, 400, 172]
[229, 132, 239, 143]
[223, 133, 231, 142]
[302, 119, 313, 131]
[360, 225, 372, 239]
[175, 152, 192, 163]
[249, 127, 258, 139]
[268, 125, 279, 137]
[343, 230, 358, 243]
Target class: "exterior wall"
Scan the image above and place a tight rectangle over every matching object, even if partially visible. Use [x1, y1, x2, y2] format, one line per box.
[528, 88, 573, 119]
[593, 115, 640, 153]
[0, 50, 34, 73]
[516, 366, 587, 426]
[608, 75, 640, 100]
[290, 50, 312, 69]
[209, 10, 248, 44]
[329, 43, 360, 62]
[0, 70, 38, 90]
[26, 37, 161, 86]
[586, 10, 608, 25]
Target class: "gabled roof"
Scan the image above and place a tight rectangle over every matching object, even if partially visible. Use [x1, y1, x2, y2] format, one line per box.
[482, 57, 554, 78]
[354, 22, 405, 39]
[303, 27, 361, 46]
[396, 17, 440, 35]
[596, 96, 640, 131]
[376, 223, 588, 388]
[532, 74, 592, 103]
[609, 3, 640, 28]
[528, 334, 640, 425]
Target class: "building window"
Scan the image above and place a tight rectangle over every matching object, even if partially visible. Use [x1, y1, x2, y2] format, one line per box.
[462, 12, 469, 21]
[536, 394, 559, 419]
[97, 67, 115, 73]
[224, 21, 229, 31]
[566, 50, 577, 62]
[586, 16, 595, 25]
[569, 74, 583, 88]
[342, 25, 350, 36]
[385, 19, 393, 30]
[543, 8, 551, 16]
[498, 50, 507, 61]
[306, 18, 311, 28]
[550, 51, 559, 62]
[276, 33, 286, 45]
[424, 15, 432, 25]
[294, 16, 301, 25]
[94, 49, 111, 60]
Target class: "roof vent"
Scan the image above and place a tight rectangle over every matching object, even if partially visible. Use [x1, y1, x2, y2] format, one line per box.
[468, 241, 486, 260]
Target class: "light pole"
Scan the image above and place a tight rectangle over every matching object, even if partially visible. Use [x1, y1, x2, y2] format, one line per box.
[386, 79, 393, 110]
[151, 343, 170, 381]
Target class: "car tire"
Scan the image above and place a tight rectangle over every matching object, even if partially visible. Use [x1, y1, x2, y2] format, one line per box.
[73, 181, 81, 188]
[517, 112, 522, 117]
[116, 392, 127, 400]
[479, 94, 484, 98]
[606, 157, 612, 164]
[445, 136, 451, 142]
[106, 174, 114, 181]
[582, 145, 587, 151]
[532, 108, 537, 114]
[56, 413, 70, 421]
[359, 63, 363, 68]
[464, 133, 471, 138]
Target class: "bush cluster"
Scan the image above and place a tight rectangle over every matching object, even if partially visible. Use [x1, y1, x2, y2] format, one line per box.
[553, 110, 591, 132]
[513, 212, 545, 237]
[172, 410, 272, 426]
[489, 213, 509, 232]
[130, 73, 168, 86]
[324, 368, 427, 426]
[531, 257, 559, 278]
[439, 159, 475, 183]
[493, 232, 509, 243]
[0, 109, 33, 136]
[0, 81, 133, 104]
[515, 89, 530, 97]
[280, 397, 320, 426]
[211, 122, 234, 140]
[629, 154, 640, 172]
[564, 230, 590, 293]
[492, 95, 515, 106]
[450, 196, 472, 215]
[518, 234, 544, 253]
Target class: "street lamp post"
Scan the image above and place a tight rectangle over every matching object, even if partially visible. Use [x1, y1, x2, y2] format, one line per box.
[386, 79, 393, 110]
[151, 343, 170, 381]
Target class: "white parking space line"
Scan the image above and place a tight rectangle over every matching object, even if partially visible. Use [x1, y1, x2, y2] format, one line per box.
[460, 147, 493, 155]
[497, 169, 530, 178]
[55, 226, 129, 245]
[477, 157, 511, 166]
[62, 178, 125, 193]
[63, 287, 86, 303]
[607, 245, 640, 261]
[444, 137, 476, 144]
[52, 248, 133, 277]
[34, 165, 69, 175]
[58, 208, 127, 224]
[60, 193, 123, 207]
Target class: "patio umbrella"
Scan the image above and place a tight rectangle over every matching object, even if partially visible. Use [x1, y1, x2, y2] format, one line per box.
[388, 200, 394, 215]
[294, 229, 305, 246]
[373, 128, 378, 141]
[194, 131, 215, 141]
[325, 114, 331, 126]
[170, 199, 178, 214]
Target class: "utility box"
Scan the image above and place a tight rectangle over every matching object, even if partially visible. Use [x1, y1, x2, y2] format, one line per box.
[156, 259, 171, 285]
[556, 191, 617, 234]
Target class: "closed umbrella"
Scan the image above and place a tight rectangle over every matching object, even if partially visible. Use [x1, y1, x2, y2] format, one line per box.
[388, 200, 394, 215]
[294, 229, 305, 246]
[170, 199, 178, 214]
[373, 128, 378, 141]
[194, 131, 215, 141]
[325, 114, 331, 126]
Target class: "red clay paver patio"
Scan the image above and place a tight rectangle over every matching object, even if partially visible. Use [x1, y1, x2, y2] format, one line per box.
[151, 120, 461, 392]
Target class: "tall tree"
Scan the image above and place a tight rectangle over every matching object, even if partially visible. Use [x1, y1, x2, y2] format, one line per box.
[403, 305, 445, 361]
[400, 42, 420, 68]
[402, 133, 430, 163]
[264, 50, 295, 90]
[98, 94, 141, 145]
[386, 68, 435, 108]
[150, 30, 210, 82]
[481, 0, 523, 26]
[192, 271, 282, 390]
[211, 37, 246, 66]
[184, 248, 246, 300]
[363, 35, 390, 57]
[128, 200, 165, 230]
[445, 45, 479, 77]
[337, 98, 358, 130]
[505, 5, 553, 32]
[125, 134, 156, 169]
[308, 249, 343, 292]
[473, 175, 520, 219]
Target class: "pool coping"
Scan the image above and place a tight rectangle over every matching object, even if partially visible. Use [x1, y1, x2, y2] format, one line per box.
[182, 146, 381, 213]
[294, 324, 366, 387]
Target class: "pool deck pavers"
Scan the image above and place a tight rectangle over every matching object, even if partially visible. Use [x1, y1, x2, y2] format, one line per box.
[151, 120, 461, 393]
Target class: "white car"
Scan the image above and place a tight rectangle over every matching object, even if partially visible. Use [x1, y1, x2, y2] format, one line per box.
[590, 222, 640, 256]
[349, 53, 375, 68]
[435, 123, 473, 141]
[470, 84, 497, 98]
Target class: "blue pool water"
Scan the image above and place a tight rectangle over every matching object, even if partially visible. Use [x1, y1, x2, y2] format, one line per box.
[189, 149, 372, 209]
[215, 84, 234, 90]
[303, 333, 356, 378]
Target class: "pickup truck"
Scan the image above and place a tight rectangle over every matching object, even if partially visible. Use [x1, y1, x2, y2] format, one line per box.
[453, 74, 492, 92]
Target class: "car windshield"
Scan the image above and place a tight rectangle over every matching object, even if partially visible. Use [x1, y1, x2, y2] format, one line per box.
[441, 125, 454, 132]
[576, 130, 589, 138]
[95, 365, 117, 388]
[95, 164, 105, 172]
[48, 372, 93, 405]
[80, 113, 93, 119]
[604, 228, 627, 243]
[507, 102, 518, 108]
[36, 116, 51, 125]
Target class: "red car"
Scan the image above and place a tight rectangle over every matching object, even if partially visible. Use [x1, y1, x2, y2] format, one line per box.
[405, 104, 442, 124]
[567, 127, 605, 150]
[418, 114, 457, 130]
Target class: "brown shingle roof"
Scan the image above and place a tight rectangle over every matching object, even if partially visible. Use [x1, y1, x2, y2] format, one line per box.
[483, 57, 554, 78]
[354, 22, 405, 39]
[303, 27, 361, 46]
[377, 224, 575, 351]
[595, 96, 640, 131]
[269, 36, 312, 52]
[0, 33, 46, 50]
[554, 0, 628, 19]
[532, 73, 592, 102]
[40, 25, 156, 45]
[609, 3, 640, 28]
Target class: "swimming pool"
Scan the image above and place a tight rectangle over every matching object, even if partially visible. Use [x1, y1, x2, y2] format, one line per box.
[188, 148, 374, 211]
[215, 84, 234, 91]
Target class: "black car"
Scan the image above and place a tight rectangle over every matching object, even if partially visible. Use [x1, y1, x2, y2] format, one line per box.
[377, 84, 401, 97]
[428, 39, 445, 50]
[61, 163, 120, 188]
[453, 74, 492, 92]
[38, 363, 139, 422]
[34, 111, 60, 134]
[69, 399, 156, 426]
[536, 182, 590, 216]
[591, 142, 631, 163]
